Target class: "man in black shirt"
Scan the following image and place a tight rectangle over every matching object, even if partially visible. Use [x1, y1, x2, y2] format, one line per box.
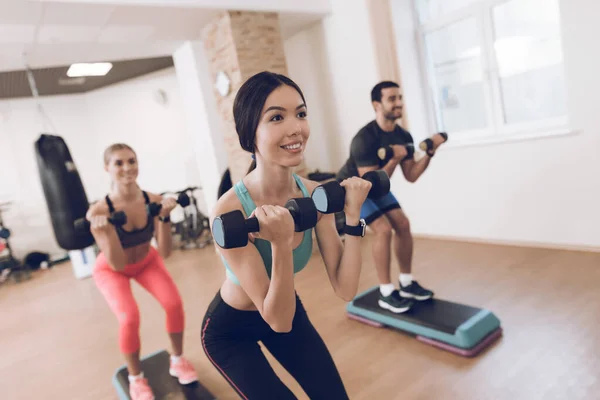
[338, 81, 442, 313]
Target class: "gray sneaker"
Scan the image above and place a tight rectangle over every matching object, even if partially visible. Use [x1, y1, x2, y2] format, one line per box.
[378, 290, 414, 313]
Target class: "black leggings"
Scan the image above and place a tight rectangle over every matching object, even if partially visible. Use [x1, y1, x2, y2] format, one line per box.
[201, 290, 349, 400]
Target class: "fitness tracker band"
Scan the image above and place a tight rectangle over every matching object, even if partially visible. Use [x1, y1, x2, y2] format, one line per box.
[344, 219, 366, 237]
[158, 215, 171, 223]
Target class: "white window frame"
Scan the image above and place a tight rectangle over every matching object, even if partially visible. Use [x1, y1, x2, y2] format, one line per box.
[413, 0, 576, 148]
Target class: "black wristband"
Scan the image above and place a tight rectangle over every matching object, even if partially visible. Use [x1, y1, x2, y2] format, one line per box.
[344, 219, 366, 237]
[158, 215, 171, 223]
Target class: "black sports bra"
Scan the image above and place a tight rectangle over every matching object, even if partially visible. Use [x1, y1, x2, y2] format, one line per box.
[105, 191, 155, 249]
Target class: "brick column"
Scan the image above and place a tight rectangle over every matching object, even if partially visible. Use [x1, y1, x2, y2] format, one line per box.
[202, 11, 308, 184]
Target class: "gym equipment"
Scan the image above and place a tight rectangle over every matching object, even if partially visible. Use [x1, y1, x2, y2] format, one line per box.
[73, 211, 127, 233]
[35, 134, 94, 250]
[307, 170, 336, 182]
[212, 197, 317, 249]
[0, 201, 31, 284]
[307, 170, 346, 235]
[420, 132, 448, 153]
[312, 170, 391, 214]
[377, 143, 415, 162]
[113, 349, 215, 400]
[347, 286, 502, 357]
[23, 251, 51, 270]
[161, 187, 212, 249]
[147, 192, 191, 217]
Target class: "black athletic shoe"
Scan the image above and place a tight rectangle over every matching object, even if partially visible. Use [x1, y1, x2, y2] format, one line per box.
[400, 280, 434, 301]
[378, 290, 414, 313]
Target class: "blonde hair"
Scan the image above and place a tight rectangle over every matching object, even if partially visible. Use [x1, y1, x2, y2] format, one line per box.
[103, 143, 136, 165]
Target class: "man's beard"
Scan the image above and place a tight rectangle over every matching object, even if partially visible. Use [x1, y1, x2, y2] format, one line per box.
[384, 108, 402, 121]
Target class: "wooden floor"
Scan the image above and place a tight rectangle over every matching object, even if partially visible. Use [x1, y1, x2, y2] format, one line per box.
[2, 235, 600, 400]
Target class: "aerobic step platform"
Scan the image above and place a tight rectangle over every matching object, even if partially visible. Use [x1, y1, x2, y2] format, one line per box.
[346, 286, 502, 357]
[113, 349, 216, 400]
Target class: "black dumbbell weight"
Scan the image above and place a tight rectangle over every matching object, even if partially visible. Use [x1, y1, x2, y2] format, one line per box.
[311, 170, 391, 214]
[73, 211, 128, 233]
[212, 197, 318, 249]
[0, 227, 10, 239]
[147, 192, 191, 217]
[377, 143, 415, 162]
[419, 132, 448, 153]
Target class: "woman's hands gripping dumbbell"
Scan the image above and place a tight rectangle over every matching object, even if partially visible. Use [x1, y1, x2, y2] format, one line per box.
[247, 205, 296, 248]
[311, 170, 390, 214]
[419, 132, 448, 156]
[147, 192, 190, 219]
[212, 198, 318, 249]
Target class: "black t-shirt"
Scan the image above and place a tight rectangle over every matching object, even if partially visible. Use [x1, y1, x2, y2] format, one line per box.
[337, 120, 414, 180]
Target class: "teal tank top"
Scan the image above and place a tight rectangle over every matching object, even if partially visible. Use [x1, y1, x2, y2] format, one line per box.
[221, 174, 313, 285]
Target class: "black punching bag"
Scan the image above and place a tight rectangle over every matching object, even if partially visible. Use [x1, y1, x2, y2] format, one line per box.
[35, 134, 94, 250]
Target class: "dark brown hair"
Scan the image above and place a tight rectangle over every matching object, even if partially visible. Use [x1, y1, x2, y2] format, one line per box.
[233, 71, 306, 174]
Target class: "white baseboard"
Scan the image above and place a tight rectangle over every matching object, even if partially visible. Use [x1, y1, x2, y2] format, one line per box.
[411, 232, 600, 254]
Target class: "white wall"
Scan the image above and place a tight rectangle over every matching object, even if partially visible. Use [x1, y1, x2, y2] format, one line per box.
[172, 41, 229, 216]
[283, 0, 600, 250]
[84, 67, 201, 202]
[5, 0, 596, 258]
[0, 95, 94, 257]
[0, 67, 201, 258]
[284, 27, 334, 173]
[386, 0, 600, 250]
[1, 0, 383, 258]
[284, 0, 380, 172]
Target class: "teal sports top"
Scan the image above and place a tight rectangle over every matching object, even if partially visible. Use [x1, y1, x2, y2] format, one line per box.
[221, 174, 313, 285]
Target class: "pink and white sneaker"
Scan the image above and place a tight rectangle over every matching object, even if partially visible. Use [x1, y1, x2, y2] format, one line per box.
[129, 377, 155, 400]
[169, 356, 199, 385]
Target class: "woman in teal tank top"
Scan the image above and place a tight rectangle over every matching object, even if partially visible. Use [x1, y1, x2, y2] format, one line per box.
[201, 71, 373, 399]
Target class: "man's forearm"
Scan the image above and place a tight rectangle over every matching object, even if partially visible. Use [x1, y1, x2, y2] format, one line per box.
[382, 158, 400, 178]
[408, 154, 432, 182]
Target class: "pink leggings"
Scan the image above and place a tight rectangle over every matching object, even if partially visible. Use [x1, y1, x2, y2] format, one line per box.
[93, 247, 185, 354]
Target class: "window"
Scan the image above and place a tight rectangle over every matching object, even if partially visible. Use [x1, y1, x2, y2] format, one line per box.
[415, 0, 569, 142]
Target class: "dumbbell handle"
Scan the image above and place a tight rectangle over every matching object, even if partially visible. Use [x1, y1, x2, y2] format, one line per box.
[243, 216, 260, 234]
[378, 143, 414, 161]
[74, 211, 127, 231]
[148, 193, 191, 217]
[419, 132, 448, 152]
[242, 206, 305, 234]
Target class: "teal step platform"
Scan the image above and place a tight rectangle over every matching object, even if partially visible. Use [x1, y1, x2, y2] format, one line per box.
[112, 349, 216, 400]
[347, 286, 502, 357]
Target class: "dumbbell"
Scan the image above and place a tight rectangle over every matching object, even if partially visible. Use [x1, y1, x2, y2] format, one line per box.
[147, 192, 191, 217]
[73, 211, 127, 233]
[0, 227, 10, 239]
[311, 170, 390, 214]
[420, 132, 448, 153]
[212, 197, 318, 249]
[377, 143, 415, 162]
